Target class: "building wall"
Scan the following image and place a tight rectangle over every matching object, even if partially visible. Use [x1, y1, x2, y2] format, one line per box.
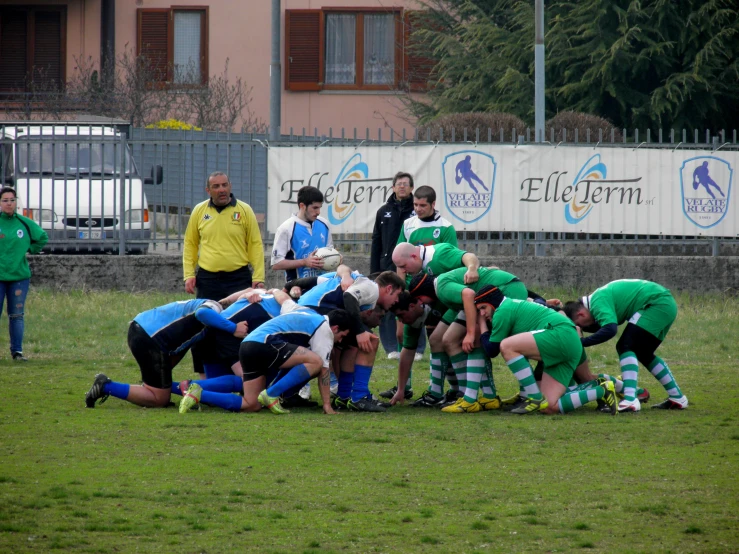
[0, 0, 422, 132]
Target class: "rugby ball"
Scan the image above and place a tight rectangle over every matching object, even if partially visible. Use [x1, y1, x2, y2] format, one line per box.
[315, 247, 343, 271]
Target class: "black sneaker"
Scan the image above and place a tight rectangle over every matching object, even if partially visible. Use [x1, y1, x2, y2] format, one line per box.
[281, 395, 318, 409]
[440, 389, 464, 408]
[348, 396, 387, 412]
[11, 351, 27, 362]
[378, 385, 413, 400]
[85, 373, 112, 408]
[411, 391, 446, 408]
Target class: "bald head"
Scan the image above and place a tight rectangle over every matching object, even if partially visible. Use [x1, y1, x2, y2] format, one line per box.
[392, 242, 423, 274]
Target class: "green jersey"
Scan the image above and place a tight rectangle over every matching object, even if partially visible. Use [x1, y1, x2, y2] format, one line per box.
[490, 298, 575, 343]
[397, 211, 457, 248]
[435, 267, 527, 312]
[0, 212, 48, 281]
[585, 279, 672, 327]
[422, 243, 468, 277]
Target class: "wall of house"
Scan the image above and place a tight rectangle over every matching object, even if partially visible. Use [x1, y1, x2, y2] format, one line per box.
[115, 0, 419, 135]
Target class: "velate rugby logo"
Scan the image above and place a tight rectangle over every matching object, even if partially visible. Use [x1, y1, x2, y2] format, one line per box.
[679, 156, 733, 229]
[442, 150, 495, 223]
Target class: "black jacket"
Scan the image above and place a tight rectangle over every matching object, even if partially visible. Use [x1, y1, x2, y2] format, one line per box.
[370, 193, 415, 273]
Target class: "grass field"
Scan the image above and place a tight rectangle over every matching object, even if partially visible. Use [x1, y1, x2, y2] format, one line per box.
[0, 289, 738, 553]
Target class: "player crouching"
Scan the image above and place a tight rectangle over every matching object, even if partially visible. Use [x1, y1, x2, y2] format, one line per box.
[475, 286, 618, 415]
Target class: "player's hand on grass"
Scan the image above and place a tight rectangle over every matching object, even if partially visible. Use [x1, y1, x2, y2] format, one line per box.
[462, 332, 475, 353]
[323, 404, 338, 415]
[304, 251, 324, 269]
[185, 277, 196, 294]
[233, 321, 249, 338]
[390, 390, 406, 406]
[356, 331, 373, 352]
[463, 268, 479, 284]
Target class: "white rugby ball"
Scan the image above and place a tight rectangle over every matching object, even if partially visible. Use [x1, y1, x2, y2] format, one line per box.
[315, 247, 343, 271]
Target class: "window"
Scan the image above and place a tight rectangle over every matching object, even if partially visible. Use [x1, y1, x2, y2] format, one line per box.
[0, 7, 66, 92]
[137, 7, 208, 85]
[287, 8, 422, 92]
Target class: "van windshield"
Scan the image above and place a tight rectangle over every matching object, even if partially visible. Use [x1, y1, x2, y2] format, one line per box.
[16, 142, 134, 176]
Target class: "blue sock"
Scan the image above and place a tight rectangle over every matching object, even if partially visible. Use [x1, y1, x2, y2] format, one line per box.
[201, 391, 243, 412]
[204, 362, 233, 379]
[171, 382, 185, 396]
[266, 364, 311, 398]
[193, 375, 243, 393]
[103, 381, 130, 400]
[350, 365, 373, 402]
[337, 370, 353, 399]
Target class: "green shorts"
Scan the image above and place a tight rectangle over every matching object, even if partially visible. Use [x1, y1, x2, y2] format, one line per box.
[629, 294, 677, 341]
[531, 324, 582, 387]
[442, 309, 458, 326]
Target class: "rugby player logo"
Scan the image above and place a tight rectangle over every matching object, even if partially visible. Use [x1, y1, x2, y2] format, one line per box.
[442, 150, 495, 223]
[679, 156, 733, 229]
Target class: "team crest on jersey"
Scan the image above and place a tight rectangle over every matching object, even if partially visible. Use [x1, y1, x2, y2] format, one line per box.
[433, 228, 441, 239]
[442, 150, 495, 223]
[679, 156, 733, 229]
[232, 212, 241, 221]
[203, 214, 211, 220]
[17, 229, 24, 238]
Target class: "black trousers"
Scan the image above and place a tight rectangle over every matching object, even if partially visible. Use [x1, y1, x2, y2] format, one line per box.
[191, 265, 253, 374]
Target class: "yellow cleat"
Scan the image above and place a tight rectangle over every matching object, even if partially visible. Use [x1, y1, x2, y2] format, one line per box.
[478, 396, 502, 410]
[441, 399, 482, 413]
[509, 396, 548, 414]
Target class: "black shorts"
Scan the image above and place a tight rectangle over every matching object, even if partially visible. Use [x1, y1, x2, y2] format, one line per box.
[239, 341, 300, 382]
[127, 322, 184, 389]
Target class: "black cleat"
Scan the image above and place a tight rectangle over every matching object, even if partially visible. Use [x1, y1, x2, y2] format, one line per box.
[379, 385, 413, 400]
[331, 396, 350, 411]
[281, 395, 318, 409]
[652, 396, 688, 410]
[411, 391, 446, 408]
[12, 351, 28, 362]
[348, 396, 387, 412]
[440, 389, 464, 408]
[85, 373, 112, 408]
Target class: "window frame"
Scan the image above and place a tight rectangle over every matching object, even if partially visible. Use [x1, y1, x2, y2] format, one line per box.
[0, 5, 67, 92]
[322, 8, 402, 91]
[136, 6, 209, 87]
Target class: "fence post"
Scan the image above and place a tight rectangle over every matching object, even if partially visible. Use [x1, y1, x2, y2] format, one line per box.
[712, 237, 719, 257]
[119, 132, 127, 255]
[517, 232, 525, 256]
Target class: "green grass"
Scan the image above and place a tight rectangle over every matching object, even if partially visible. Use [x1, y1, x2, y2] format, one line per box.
[1, 289, 738, 553]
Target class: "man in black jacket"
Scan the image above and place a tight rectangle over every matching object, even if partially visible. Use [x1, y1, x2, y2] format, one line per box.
[371, 171, 415, 359]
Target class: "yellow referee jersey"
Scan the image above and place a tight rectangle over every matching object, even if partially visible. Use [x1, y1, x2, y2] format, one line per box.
[183, 197, 265, 282]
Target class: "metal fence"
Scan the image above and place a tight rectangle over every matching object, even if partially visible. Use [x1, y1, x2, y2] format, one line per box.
[1, 124, 737, 256]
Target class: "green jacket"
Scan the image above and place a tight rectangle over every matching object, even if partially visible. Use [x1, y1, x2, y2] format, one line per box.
[0, 212, 48, 281]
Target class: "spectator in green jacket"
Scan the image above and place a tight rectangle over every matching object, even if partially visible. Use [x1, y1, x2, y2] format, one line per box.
[0, 187, 48, 361]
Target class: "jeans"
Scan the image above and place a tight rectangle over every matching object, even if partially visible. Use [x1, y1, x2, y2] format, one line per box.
[0, 279, 30, 354]
[378, 312, 427, 355]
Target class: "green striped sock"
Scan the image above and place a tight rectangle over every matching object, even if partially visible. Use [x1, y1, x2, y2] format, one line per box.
[649, 356, 683, 399]
[558, 386, 604, 413]
[619, 352, 639, 401]
[480, 355, 497, 398]
[506, 355, 542, 401]
[427, 352, 445, 399]
[463, 348, 486, 403]
[450, 352, 468, 399]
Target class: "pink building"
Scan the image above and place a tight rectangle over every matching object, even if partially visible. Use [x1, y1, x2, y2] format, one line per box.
[0, 0, 427, 135]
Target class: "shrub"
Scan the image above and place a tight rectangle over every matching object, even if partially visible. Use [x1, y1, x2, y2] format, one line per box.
[545, 111, 623, 143]
[417, 112, 527, 142]
[146, 119, 202, 131]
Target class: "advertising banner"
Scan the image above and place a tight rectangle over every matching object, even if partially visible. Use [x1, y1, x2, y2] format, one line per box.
[268, 145, 737, 237]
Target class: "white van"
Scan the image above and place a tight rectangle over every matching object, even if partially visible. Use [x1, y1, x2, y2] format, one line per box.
[0, 123, 162, 254]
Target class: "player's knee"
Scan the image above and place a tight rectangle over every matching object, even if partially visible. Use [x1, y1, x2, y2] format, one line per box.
[499, 338, 515, 359]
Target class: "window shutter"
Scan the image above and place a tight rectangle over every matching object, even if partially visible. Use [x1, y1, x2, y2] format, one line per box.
[404, 11, 435, 92]
[33, 11, 63, 87]
[0, 10, 29, 91]
[138, 9, 170, 83]
[285, 10, 321, 91]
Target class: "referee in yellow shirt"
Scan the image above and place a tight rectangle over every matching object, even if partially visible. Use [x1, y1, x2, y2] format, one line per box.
[183, 171, 265, 375]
